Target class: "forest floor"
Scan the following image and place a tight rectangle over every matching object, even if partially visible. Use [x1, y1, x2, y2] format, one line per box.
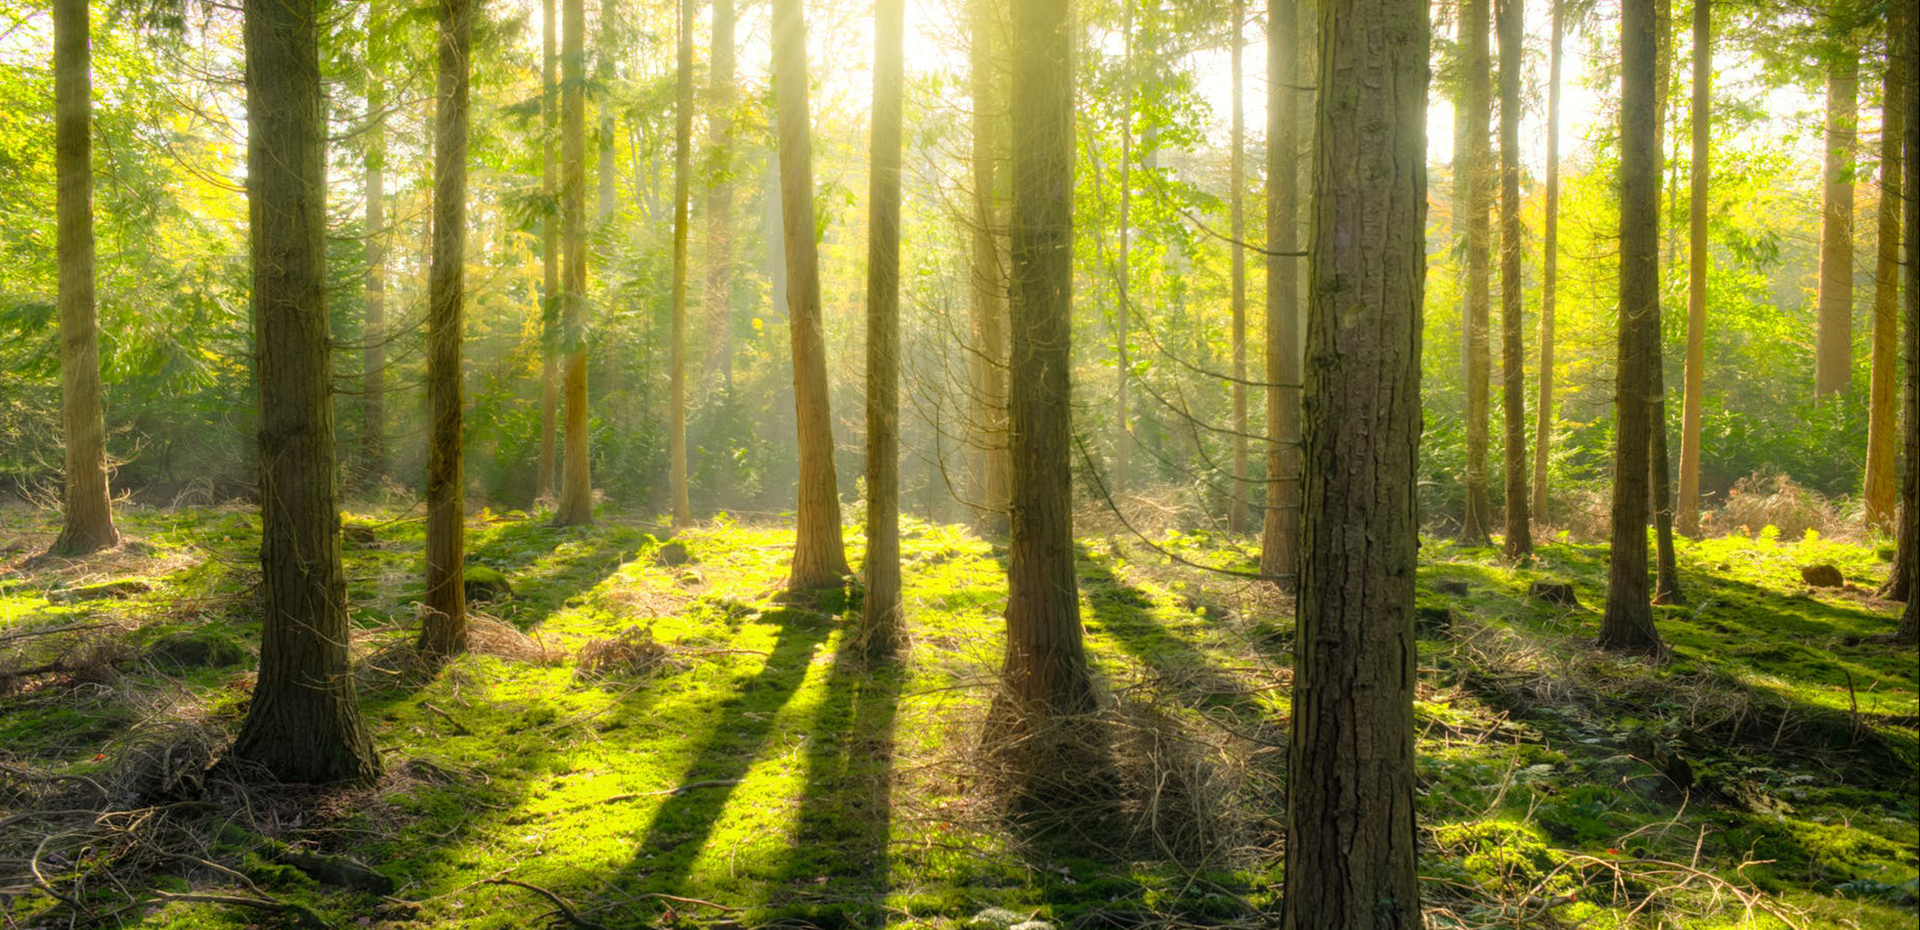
[1, 501, 1915, 929]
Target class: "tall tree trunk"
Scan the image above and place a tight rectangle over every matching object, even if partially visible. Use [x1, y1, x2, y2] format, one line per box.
[860, 0, 906, 659]
[597, 0, 617, 229]
[1533, 0, 1562, 526]
[1282, 0, 1425, 916]
[1647, 0, 1681, 603]
[1600, 0, 1664, 654]
[969, 0, 1010, 533]
[537, 0, 559, 501]
[232, 0, 381, 783]
[362, 7, 388, 491]
[1461, 0, 1493, 544]
[1496, 0, 1530, 559]
[1228, 0, 1249, 535]
[1865, 0, 1907, 534]
[1816, 48, 1859, 398]
[1114, 0, 1132, 500]
[554, 0, 594, 525]
[1259, 0, 1299, 584]
[998, 0, 1092, 716]
[50, 0, 117, 557]
[772, 0, 850, 589]
[1676, 0, 1709, 537]
[668, 0, 692, 526]
[703, 0, 736, 390]
[419, 0, 470, 660]
[1887, 14, 1918, 612]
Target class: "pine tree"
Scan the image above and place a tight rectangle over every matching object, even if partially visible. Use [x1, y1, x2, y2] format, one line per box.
[860, 0, 907, 659]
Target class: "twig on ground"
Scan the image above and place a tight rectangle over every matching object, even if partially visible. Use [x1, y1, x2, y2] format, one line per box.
[484, 877, 614, 930]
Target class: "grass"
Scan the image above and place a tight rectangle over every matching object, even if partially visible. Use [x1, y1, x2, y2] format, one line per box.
[1, 502, 1914, 929]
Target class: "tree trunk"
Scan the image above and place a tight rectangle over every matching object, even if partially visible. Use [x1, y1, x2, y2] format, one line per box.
[597, 0, 617, 229]
[1496, 0, 1530, 559]
[1114, 0, 1133, 501]
[419, 0, 470, 660]
[1650, 330, 1683, 603]
[1676, 0, 1709, 537]
[1228, 0, 1249, 535]
[537, 0, 559, 501]
[668, 0, 692, 527]
[1865, 0, 1907, 534]
[1461, 0, 1493, 545]
[1259, 0, 1299, 585]
[998, 0, 1093, 717]
[1600, 0, 1664, 654]
[1533, 0, 1561, 527]
[703, 0, 736, 390]
[1886, 22, 1917, 610]
[554, 0, 594, 526]
[1816, 49, 1859, 399]
[362, 7, 388, 491]
[969, 0, 1011, 534]
[772, 0, 851, 589]
[232, 0, 381, 783]
[860, 0, 906, 660]
[52, 0, 117, 557]
[1282, 0, 1425, 916]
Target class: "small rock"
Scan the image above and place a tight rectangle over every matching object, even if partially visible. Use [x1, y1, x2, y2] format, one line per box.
[965, 908, 1026, 930]
[1800, 564, 1844, 588]
[654, 541, 694, 567]
[676, 568, 705, 586]
[1009, 922, 1056, 930]
[463, 565, 513, 602]
[147, 630, 247, 669]
[1415, 606, 1454, 637]
[1433, 579, 1471, 596]
[1528, 580, 1578, 607]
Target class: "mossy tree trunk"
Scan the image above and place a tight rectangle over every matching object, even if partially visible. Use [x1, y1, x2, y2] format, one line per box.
[362, 5, 388, 491]
[860, 0, 907, 660]
[969, 0, 1011, 535]
[1887, 29, 1917, 612]
[668, 0, 692, 527]
[1865, 0, 1908, 534]
[1461, 0, 1493, 545]
[536, 0, 559, 501]
[554, 0, 594, 526]
[1816, 47, 1859, 399]
[1534, 0, 1563, 527]
[1227, 0, 1249, 536]
[1677, 0, 1710, 537]
[1259, 0, 1300, 586]
[1497, 0, 1530, 560]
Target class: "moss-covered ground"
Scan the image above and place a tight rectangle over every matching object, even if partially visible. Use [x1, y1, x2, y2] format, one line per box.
[2, 502, 1913, 928]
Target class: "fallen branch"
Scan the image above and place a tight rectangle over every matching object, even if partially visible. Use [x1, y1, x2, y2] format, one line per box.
[596, 778, 742, 804]
[147, 890, 331, 929]
[484, 877, 614, 930]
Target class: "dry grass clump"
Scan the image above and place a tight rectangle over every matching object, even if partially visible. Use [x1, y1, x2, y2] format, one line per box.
[577, 624, 682, 678]
[1708, 470, 1844, 541]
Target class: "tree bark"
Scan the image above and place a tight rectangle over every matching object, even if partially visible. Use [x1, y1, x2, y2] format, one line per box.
[362, 7, 388, 491]
[969, 0, 1011, 534]
[1461, 0, 1493, 545]
[50, 0, 118, 557]
[537, 0, 559, 501]
[1533, 0, 1562, 527]
[772, 0, 851, 589]
[419, 0, 470, 660]
[232, 0, 381, 783]
[998, 0, 1093, 717]
[1816, 49, 1859, 399]
[1676, 0, 1709, 537]
[1601, 0, 1664, 654]
[1259, 0, 1299, 584]
[554, 0, 594, 525]
[860, 0, 906, 660]
[668, 0, 692, 527]
[597, 0, 617, 229]
[1114, 0, 1132, 501]
[703, 0, 736, 390]
[1887, 23, 1917, 611]
[1228, 0, 1249, 535]
[1282, 0, 1425, 916]
[1866, 0, 1908, 534]
[1496, 0, 1530, 559]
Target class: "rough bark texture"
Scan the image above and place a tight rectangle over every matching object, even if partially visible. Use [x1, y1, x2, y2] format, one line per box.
[554, 0, 594, 526]
[1650, 328, 1683, 603]
[860, 0, 907, 660]
[1114, 0, 1132, 502]
[362, 9, 388, 490]
[596, 0, 616, 228]
[1496, 0, 1530, 559]
[969, 0, 1011, 534]
[231, 0, 380, 783]
[1533, 0, 1562, 527]
[703, 0, 736, 389]
[1816, 50, 1859, 399]
[537, 0, 559, 501]
[1888, 34, 1918, 611]
[772, 0, 850, 589]
[1865, 0, 1907, 534]
[1228, 0, 1249, 535]
[51, 0, 118, 557]
[1259, 0, 1299, 584]
[999, 0, 1093, 717]
[1461, 0, 1493, 545]
[419, 0, 470, 660]
[1281, 0, 1426, 917]
[668, 0, 692, 527]
[1677, 0, 1709, 537]
[1600, 0, 1664, 654]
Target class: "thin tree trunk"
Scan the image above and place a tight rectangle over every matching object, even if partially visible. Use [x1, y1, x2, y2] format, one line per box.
[1115, 0, 1132, 500]
[1676, 0, 1709, 537]
[1259, 0, 1299, 584]
[1600, 0, 1664, 654]
[998, 0, 1093, 717]
[1533, 0, 1561, 526]
[554, 0, 594, 525]
[232, 0, 380, 783]
[772, 0, 850, 589]
[597, 0, 617, 229]
[1865, 0, 1907, 534]
[537, 0, 559, 501]
[1497, 0, 1530, 559]
[51, 0, 117, 557]
[419, 0, 470, 660]
[668, 0, 692, 526]
[1648, 0, 1681, 602]
[1816, 49, 1859, 399]
[1228, 0, 1249, 535]
[1887, 13, 1918, 612]
[362, 7, 388, 491]
[969, 0, 1010, 533]
[703, 0, 736, 389]
[1282, 0, 1425, 915]
[1462, 0, 1493, 544]
[860, 0, 906, 659]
